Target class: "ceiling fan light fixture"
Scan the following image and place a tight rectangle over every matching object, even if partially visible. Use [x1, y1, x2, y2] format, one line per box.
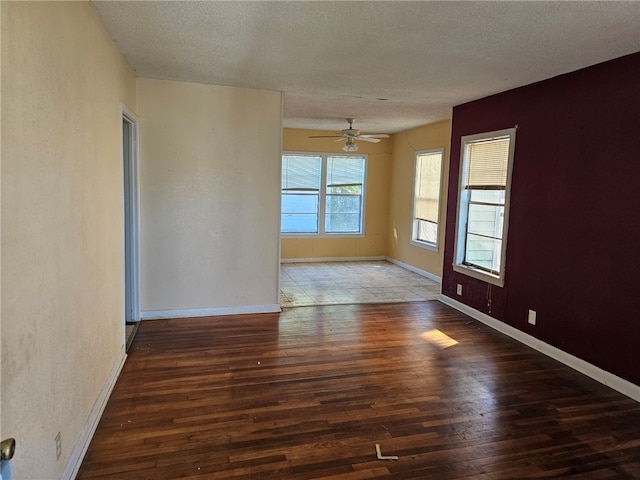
[342, 139, 359, 152]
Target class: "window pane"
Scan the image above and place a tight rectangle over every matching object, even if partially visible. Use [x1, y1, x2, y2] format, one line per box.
[469, 189, 505, 204]
[468, 203, 504, 239]
[281, 214, 318, 233]
[325, 156, 365, 234]
[326, 195, 360, 213]
[281, 193, 318, 233]
[327, 184, 362, 195]
[282, 155, 321, 233]
[414, 152, 442, 223]
[282, 193, 318, 213]
[326, 195, 361, 232]
[412, 150, 442, 247]
[465, 233, 502, 272]
[416, 219, 438, 244]
[325, 213, 361, 233]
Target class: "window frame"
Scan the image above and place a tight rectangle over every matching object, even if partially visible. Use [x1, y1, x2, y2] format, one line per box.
[410, 148, 444, 251]
[280, 151, 367, 237]
[453, 128, 516, 287]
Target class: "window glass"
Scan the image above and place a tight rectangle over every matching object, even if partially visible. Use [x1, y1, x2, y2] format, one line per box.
[412, 149, 443, 248]
[281, 155, 322, 233]
[281, 153, 366, 235]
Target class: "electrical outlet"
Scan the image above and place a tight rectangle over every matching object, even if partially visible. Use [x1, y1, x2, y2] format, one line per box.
[528, 309, 537, 325]
[456, 284, 462, 296]
[55, 432, 62, 460]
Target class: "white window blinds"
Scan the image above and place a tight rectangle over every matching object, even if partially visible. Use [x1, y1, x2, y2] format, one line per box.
[465, 136, 510, 189]
[415, 152, 442, 223]
[282, 155, 322, 191]
[326, 156, 365, 188]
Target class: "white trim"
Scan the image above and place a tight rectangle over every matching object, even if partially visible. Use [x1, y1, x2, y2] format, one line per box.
[410, 238, 438, 251]
[121, 104, 141, 323]
[140, 304, 282, 320]
[280, 256, 386, 264]
[452, 263, 504, 287]
[61, 346, 127, 480]
[385, 257, 441, 283]
[281, 233, 366, 239]
[438, 295, 640, 403]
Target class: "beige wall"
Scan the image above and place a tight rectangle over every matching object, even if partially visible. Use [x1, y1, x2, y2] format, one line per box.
[388, 120, 451, 278]
[1, 2, 137, 478]
[281, 128, 391, 260]
[138, 79, 282, 315]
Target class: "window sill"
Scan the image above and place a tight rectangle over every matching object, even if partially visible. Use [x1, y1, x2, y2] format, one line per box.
[452, 263, 504, 287]
[281, 233, 365, 239]
[410, 239, 438, 252]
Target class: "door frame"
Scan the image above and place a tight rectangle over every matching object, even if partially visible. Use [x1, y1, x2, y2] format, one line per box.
[122, 105, 140, 325]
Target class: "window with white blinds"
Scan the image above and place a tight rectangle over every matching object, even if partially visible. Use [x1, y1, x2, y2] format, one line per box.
[412, 149, 443, 249]
[453, 128, 516, 287]
[281, 153, 366, 235]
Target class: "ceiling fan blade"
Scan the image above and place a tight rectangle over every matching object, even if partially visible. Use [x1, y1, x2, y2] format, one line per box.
[309, 135, 342, 138]
[359, 134, 390, 139]
[333, 138, 347, 143]
[356, 137, 381, 143]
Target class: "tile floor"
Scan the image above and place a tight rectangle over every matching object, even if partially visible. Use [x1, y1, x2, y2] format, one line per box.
[280, 260, 441, 308]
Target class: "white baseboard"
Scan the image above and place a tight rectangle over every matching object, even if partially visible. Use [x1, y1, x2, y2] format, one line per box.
[280, 256, 386, 264]
[439, 294, 640, 403]
[385, 257, 442, 283]
[140, 303, 281, 320]
[62, 345, 127, 480]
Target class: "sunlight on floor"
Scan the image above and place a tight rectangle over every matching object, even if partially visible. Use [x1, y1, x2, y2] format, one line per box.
[421, 329, 459, 349]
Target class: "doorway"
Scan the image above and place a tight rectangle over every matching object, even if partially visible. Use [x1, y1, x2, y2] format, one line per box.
[122, 108, 140, 349]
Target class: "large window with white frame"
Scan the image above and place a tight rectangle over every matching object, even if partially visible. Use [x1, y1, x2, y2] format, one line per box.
[281, 153, 366, 235]
[453, 128, 516, 286]
[411, 149, 443, 250]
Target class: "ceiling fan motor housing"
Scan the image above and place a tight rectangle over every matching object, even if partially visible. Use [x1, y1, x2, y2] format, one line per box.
[342, 128, 360, 137]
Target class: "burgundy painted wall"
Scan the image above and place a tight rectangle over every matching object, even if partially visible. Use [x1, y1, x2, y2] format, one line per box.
[442, 52, 640, 386]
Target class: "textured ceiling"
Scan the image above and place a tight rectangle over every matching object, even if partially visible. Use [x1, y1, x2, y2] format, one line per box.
[91, 1, 640, 134]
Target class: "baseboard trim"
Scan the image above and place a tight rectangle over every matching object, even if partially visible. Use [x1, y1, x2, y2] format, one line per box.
[385, 257, 442, 283]
[280, 256, 386, 264]
[438, 294, 640, 403]
[62, 345, 127, 480]
[140, 303, 282, 320]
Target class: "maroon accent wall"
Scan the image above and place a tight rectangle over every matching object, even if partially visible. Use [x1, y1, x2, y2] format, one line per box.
[443, 52, 640, 386]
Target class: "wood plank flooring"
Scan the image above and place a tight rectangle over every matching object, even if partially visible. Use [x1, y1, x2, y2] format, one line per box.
[78, 302, 640, 479]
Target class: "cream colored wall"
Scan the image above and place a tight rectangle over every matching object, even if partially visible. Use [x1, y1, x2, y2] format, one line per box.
[388, 120, 452, 278]
[1, 2, 137, 479]
[138, 79, 282, 314]
[281, 128, 391, 260]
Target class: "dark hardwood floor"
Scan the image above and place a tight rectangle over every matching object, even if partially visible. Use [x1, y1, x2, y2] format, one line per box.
[78, 302, 640, 479]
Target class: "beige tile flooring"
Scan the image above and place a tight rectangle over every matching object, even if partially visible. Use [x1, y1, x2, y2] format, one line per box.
[280, 260, 441, 308]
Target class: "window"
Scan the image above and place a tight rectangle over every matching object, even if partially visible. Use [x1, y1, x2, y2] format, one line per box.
[411, 149, 443, 250]
[453, 128, 516, 286]
[281, 153, 366, 235]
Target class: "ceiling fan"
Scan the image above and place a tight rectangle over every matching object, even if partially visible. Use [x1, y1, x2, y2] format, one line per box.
[309, 118, 389, 152]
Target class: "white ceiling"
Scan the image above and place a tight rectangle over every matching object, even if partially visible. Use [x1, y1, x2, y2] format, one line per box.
[90, 1, 640, 134]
